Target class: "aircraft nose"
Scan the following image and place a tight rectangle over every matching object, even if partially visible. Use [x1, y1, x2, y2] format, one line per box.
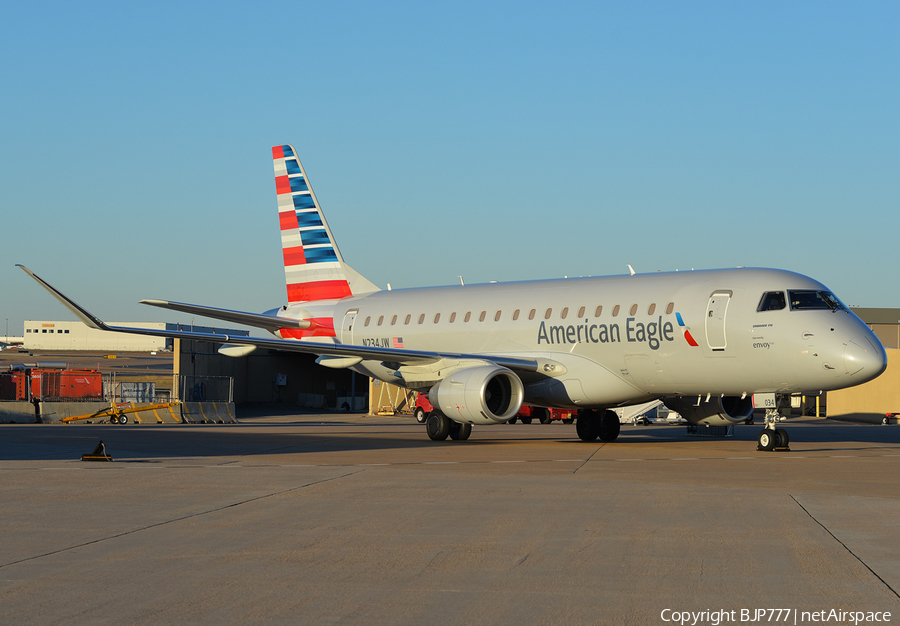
[843, 337, 887, 381]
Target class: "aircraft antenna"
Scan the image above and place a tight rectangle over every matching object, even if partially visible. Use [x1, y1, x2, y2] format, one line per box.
[627, 265, 636, 276]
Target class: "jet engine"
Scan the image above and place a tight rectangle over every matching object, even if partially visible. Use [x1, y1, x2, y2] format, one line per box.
[430, 365, 524, 425]
[662, 395, 754, 426]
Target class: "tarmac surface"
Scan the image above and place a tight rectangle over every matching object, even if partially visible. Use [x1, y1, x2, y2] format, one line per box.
[1, 412, 899, 625]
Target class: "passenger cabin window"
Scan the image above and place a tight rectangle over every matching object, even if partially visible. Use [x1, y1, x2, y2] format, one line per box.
[378, 315, 384, 326]
[561, 307, 569, 320]
[788, 290, 846, 311]
[479, 311, 487, 322]
[465, 312, 471, 322]
[364, 316, 371, 327]
[513, 309, 520, 321]
[450, 312, 456, 323]
[418, 314, 425, 324]
[612, 305, 620, 317]
[405, 314, 411, 325]
[494, 310, 502, 322]
[529, 309, 536, 320]
[391, 315, 397, 325]
[544, 308, 552, 320]
[630, 304, 638, 316]
[666, 302, 674, 315]
[595, 306, 602, 317]
[578, 306, 585, 318]
[434, 313, 440, 324]
[757, 291, 786, 312]
[648, 303, 656, 315]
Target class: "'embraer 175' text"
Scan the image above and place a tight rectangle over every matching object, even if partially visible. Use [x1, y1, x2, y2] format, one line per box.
[537, 317, 675, 350]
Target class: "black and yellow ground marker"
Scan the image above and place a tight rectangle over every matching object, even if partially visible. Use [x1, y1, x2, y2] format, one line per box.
[81, 440, 113, 462]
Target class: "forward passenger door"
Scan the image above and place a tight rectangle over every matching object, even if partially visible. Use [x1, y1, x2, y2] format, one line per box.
[705, 292, 731, 351]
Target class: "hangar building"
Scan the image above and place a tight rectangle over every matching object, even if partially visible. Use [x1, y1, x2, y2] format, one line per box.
[852, 308, 900, 349]
[22, 321, 248, 352]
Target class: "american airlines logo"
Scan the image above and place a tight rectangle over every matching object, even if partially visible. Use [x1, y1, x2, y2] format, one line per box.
[675, 312, 699, 347]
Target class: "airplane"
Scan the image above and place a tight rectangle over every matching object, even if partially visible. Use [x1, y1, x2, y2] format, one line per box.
[19, 144, 888, 450]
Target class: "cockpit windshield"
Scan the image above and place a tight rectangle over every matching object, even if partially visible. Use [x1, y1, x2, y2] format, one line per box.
[757, 291, 786, 312]
[788, 290, 847, 312]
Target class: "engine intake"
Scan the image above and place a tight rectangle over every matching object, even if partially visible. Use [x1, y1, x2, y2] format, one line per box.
[431, 365, 524, 425]
[662, 395, 754, 426]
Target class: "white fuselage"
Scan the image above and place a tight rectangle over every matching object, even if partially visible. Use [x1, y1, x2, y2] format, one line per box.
[278, 268, 886, 410]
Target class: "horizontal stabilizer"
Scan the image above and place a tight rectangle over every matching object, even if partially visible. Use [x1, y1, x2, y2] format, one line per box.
[140, 299, 309, 333]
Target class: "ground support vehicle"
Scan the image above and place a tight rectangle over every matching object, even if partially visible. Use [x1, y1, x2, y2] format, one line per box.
[507, 405, 576, 424]
[413, 395, 575, 425]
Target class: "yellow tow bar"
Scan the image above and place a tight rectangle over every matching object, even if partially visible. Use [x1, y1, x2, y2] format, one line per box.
[62, 401, 182, 424]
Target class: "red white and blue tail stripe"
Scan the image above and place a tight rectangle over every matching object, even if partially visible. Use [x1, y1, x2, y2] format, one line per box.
[273, 145, 353, 304]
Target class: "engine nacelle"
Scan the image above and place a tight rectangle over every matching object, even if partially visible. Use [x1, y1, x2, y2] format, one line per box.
[662, 395, 754, 426]
[431, 365, 524, 425]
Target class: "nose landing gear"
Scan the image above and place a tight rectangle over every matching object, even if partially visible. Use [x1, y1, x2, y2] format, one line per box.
[757, 408, 790, 452]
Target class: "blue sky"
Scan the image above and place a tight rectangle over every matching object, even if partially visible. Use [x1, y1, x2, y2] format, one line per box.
[1, 1, 898, 336]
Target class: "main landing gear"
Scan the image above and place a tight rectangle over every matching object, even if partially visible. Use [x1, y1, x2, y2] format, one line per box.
[576, 409, 620, 442]
[757, 408, 790, 452]
[425, 412, 472, 441]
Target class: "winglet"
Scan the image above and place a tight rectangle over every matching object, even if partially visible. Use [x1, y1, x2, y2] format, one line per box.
[16, 265, 111, 331]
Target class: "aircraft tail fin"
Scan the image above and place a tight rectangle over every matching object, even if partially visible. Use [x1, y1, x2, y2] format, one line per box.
[272, 144, 379, 304]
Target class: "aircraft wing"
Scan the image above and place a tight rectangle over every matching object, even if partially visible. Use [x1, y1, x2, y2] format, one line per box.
[17, 265, 539, 373]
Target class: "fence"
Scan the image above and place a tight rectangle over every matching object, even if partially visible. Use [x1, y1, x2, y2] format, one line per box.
[179, 375, 234, 403]
[103, 380, 171, 404]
